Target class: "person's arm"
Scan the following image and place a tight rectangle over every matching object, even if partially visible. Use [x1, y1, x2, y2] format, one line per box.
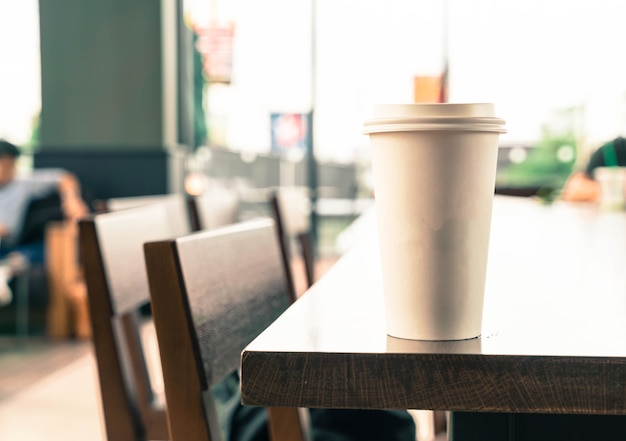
[58, 172, 89, 220]
[561, 171, 600, 202]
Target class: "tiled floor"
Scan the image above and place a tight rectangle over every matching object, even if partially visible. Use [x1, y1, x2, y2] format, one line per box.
[0, 346, 104, 440]
[0, 318, 165, 441]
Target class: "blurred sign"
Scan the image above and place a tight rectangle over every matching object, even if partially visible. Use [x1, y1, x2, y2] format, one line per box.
[195, 22, 235, 83]
[270, 113, 309, 160]
[413, 67, 447, 103]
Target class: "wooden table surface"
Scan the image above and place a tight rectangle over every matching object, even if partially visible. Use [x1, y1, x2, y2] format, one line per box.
[241, 196, 626, 416]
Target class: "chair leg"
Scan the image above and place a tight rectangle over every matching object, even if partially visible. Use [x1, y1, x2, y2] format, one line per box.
[267, 407, 310, 441]
[408, 409, 446, 441]
[14, 271, 30, 339]
[68, 279, 91, 339]
[45, 221, 90, 339]
[45, 223, 73, 339]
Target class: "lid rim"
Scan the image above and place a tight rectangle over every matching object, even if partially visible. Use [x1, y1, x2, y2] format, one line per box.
[364, 116, 506, 125]
[366, 103, 506, 134]
[364, 123, 507, 135]
[372, 103, 497, 119]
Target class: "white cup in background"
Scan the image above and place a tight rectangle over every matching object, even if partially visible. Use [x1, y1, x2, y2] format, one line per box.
[594, 166, 626, 211]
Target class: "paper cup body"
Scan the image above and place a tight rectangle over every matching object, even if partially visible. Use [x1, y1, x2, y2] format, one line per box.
[365, 103, 506, 340]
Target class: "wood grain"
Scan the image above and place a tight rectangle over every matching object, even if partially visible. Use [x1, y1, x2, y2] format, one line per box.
[243, 351, 626, 414]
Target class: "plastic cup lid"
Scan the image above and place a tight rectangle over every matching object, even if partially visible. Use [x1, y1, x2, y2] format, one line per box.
[364, 103, 507, 134]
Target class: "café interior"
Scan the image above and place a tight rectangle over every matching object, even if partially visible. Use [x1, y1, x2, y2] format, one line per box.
[2, 1, 626, 440]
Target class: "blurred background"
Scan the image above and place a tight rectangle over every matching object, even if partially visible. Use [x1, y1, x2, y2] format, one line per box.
[3, 0, 626, 200]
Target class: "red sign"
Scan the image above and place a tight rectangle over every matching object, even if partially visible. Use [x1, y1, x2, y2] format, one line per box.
[195, 23, 235, 84]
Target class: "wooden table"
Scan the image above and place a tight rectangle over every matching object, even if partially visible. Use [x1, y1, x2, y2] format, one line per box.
[241, 196, 626, 440]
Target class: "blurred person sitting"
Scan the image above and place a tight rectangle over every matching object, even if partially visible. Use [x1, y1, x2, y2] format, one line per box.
[0, 139, 88, 266]
[561, 136, 626, 203]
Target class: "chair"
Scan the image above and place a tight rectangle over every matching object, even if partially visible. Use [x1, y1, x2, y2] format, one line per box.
[79, 201, 192, 441]
[188, 185, 240, 232]
[269, 190, 315, 299]
[143, 218, 308, 441]
[45, 220, 91, 340]
[93, 193, 189, 214]
[92, 192, 194, 233]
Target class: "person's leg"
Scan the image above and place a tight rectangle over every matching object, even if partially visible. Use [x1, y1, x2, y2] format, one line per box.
[12, 241, 45, 266]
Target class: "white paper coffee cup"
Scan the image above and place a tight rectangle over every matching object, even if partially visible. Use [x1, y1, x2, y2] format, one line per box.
[364, 103, 506, 340]
[594, 166, 626, 211]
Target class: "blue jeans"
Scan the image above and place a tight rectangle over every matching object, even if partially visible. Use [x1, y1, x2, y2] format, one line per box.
[0, 241, 45, 266]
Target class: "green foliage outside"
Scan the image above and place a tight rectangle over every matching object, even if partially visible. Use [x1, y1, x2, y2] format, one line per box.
[496, 107, 578, 201]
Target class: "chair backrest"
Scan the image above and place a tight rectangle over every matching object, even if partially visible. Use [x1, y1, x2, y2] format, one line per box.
[270, 190, 314, 298]
[188, 185, 239, 232]
[79, 201, 192, 441]
[104, 193, 179, 211]
[94, 193, 194, 234]
[143, 218, 307, 441]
